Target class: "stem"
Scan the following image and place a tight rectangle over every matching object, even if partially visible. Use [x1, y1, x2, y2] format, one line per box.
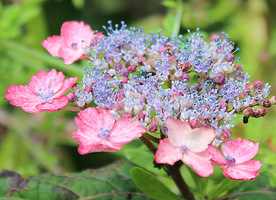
[140, 134, 195, 200]
[166, 161, 196, 200]
[139, 135, 157, 154]
[62, 106, 81, 112]
[143, 133, 160, 143]
[172, 0, 183, 37]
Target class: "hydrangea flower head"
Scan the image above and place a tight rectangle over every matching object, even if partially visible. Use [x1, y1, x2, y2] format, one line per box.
[155, 117, 216, 177]
[72, 107, 147, 154]
[41, 21, 104, 65]
[5, 69, 78, 113]
[208, 137, 262, 180]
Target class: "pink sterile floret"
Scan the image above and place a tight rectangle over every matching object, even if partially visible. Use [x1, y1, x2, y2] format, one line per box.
[72, 107, 147, 154]
[5, 69, 78, 113]
[208, 137, 262, 181]
[41, 21, 104, 65]
[155, 117, 216, 177]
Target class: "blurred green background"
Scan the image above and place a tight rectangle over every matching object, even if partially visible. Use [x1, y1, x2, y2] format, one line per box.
[0, 0, 275, 187]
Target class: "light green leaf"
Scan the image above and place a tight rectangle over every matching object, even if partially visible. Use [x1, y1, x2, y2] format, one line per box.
[71, 0, 85, 9]
[124, 149, 167, 176]
[130, 167, 183, 200]
[162, 0, 177, 8]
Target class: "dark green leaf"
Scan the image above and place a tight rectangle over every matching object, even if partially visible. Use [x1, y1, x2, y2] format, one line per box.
[0, 162, 152, 200]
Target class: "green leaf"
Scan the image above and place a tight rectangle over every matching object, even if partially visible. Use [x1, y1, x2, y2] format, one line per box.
[124, 149, 167, 176]
[71, 0, 85, 9]
[163, 11, 175, 36]
[162, 0, 177, 8]
[223, 173, 276, 200]
[0, 162, 152, 200]
[130, 167, 182, 200]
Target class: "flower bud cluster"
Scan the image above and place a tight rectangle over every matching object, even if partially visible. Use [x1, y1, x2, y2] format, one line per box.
[70, 21, 272, 147]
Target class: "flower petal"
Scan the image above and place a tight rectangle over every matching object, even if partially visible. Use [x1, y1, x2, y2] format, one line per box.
[165, 116, 191, 147]
[60, 21, 94, 48]
[53, 77, 78, 98]
[41, 35, 63, 57]
[155, 138, 182, 165]
[208, 145, 228, 169]
[72, 130, 121, 155]
[36, 96, 68, 112]
[221, 137, 259, 164]
[75, 107, 115, 136]
[223, 160, 262, 181]
[109, 118, 146, 145]
[185, 126, 216, 152]
[5, 84, 41, 113]
[182, 149, 214, 177]
[29, 69, 64, 94]
[58, 47, 85, 65]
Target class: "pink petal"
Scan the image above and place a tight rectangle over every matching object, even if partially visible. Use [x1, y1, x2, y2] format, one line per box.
[58, 47, 85, 65]
[61, 21, 94, 48]
[36, 96, 68, 112]
[155, 138, 182, 165]
[41, 35, 63, 57]
[223, 160, 262, 181]
[109, 119, 146, 145]
[29, 69, 64, 94]
[5, 84, 41, 113]
[185, 126, 216, 152]
[72, 130, 122, 155]
[75, 107, 115, 136]
[208, 145, 228, 169]
[182, 149, 214, 177]
[165, 117, 191, 147]
[221, 137, 259, 164]
[53, 77, 78, 98]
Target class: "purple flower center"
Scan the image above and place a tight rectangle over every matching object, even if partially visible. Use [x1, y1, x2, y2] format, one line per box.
[98, 128, 111, 139]
[71, 43, 78, 49]
[181, 145, 188, 151]
[37, 86, 54, 104]
[225, 155, 236, 165]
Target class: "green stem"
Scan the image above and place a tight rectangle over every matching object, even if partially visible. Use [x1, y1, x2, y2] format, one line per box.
[172, 0, 183, 37]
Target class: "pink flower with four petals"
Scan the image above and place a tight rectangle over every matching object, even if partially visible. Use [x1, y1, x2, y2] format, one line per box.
[5, 69, 78, 113]
[41, 21, 104, 65]
[155, 117, 216, 177]
[72, 107, 147, 154]
[208, 137, 262, 181]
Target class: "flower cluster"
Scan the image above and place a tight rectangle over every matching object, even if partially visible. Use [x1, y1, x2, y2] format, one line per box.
[5, 21, 275, 181]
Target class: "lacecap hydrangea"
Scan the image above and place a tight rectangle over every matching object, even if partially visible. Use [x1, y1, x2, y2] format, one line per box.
[69, 21, 272, 147]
